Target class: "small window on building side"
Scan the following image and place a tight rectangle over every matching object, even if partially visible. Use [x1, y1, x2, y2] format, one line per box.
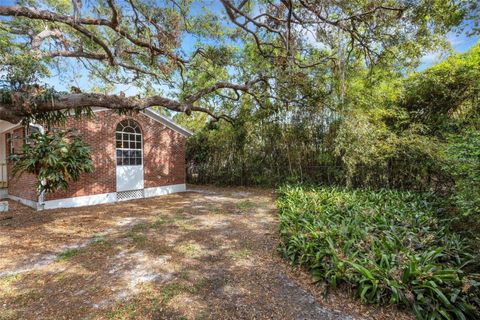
[26, 125, 41, 143]
[5, 133, 13, 156]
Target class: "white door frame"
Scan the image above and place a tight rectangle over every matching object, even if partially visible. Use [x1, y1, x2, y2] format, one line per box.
[115, 120, 144, 192]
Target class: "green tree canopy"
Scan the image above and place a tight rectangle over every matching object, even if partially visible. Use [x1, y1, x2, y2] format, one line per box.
[0, 0, 477, 125]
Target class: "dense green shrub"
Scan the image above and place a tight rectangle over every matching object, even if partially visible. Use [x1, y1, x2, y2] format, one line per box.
[185, 45, 480, 223]
[441, 129, 480, 217]
[277, 186, 480, 319]
[10, 129, 93, 193]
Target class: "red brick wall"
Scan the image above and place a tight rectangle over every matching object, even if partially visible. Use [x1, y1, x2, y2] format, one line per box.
[6, 127, 39, 201]
[7, 110, 186, 202]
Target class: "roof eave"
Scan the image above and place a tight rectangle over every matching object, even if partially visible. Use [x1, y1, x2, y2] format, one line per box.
[141, 108, 193, 137]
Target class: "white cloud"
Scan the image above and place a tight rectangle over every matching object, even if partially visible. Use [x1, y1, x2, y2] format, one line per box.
[420, 52, 440, 64]
[448, 33, 466, 46]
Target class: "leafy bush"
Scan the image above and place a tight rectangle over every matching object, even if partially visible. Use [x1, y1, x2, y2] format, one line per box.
[441, 128, 480, 217]
[10, 129, 93, 193]
[277, 186, 480, 319]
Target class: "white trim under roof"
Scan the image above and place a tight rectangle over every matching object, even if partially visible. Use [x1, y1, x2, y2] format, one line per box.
[0, 121, 22, 134]
[91, 107, 192, 137]
[0, 108, 193, 137]
[141, 108, 193, 137]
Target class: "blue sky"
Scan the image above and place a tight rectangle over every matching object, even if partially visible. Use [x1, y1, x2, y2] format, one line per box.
[2, 0, 479, 94]
[419, 31, 479, 70]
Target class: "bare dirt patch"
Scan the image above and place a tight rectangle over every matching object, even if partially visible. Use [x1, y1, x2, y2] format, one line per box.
[0, 186, 413, 319]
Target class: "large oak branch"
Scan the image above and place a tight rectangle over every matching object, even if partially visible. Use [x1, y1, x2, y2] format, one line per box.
[0, 93, 182, 123]
[0, 78, 264, 123]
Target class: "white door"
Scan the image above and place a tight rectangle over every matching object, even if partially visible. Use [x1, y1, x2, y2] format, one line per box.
[115, 119, 144, 192]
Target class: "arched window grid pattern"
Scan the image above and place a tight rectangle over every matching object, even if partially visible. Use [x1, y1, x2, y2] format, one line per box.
[115, 119, 143, 166]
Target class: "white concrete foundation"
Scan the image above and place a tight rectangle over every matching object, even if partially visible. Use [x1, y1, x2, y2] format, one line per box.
[7, 183, 187, 210]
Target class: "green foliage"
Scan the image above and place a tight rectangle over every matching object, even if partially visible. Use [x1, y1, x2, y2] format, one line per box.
[332, 43, 480, 216]
[441, 128, 480, 217]
[10, 129, 93, 194]
[186, 42, 480, 230]
[277, 186, 480, 319]
[185, 60, 341, 186]
[402, 44, 480, 132]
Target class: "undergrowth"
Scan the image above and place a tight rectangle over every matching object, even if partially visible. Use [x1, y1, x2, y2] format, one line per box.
[277, 186, 480, 319]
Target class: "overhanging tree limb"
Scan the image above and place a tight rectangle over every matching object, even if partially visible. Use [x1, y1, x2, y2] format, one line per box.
[0, 0, 475, 125]
[0, 77, 265, 123]
[0, 3, 267, 123]
[0, 5, 185, 64]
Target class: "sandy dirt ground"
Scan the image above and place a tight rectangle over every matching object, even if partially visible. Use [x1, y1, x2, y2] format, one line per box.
[0, 186, 413, 320]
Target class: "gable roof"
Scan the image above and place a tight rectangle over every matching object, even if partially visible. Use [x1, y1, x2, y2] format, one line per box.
[141, 108, 193, 137]
[92, 107, 193, 137]
[0, 108, 194, 137]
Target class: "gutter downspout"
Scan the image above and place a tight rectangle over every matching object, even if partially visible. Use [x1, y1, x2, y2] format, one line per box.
[30, 123, 46, 210]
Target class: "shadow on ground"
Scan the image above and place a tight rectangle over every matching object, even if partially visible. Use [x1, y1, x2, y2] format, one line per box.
[0, 186, 412, 320]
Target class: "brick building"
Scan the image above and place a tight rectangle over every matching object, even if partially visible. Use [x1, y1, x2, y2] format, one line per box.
[0, 108, 191, 210]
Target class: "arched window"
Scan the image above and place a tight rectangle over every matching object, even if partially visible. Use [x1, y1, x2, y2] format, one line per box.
[115, 119, 142, 166]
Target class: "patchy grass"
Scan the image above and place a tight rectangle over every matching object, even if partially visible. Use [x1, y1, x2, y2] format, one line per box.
[191, 278, 209, 293]
[123, 223, 150, 247]
[205, 203, 223, 214]
[104, 279, 209, 319]
[130, 233, 148, 247]
[130, 223, 149, 233]
[6, 288, 42, 306]
[0, 310, 17, 320]
[170, 214, 198, 231]
[238, 239, 254, 251]
[172, 213, 191, 223]
[152, 214, 193, 229]
[177, 270, 190, 281]
[103, 284, 164, 319]
[160, 279, 209, 303]
[0, 274, 23, 287]
[177, 221, 198, 231]
[151, 215, 166, 228]
[91, 238, 113, 249]
[160, 283, 185, 302]
[177, 243, 202, 258]
[57, 248, 82, 261]
[90, 234, 113, 250]
[105, 300, 143, 320]
[0, 274, 23, 299]
[235, 200, 256, 213]
[0, 186, 412, 320]
[57, 236, 112, 262]
[230, 248, 251, 260]
[52, 273, 70, 285]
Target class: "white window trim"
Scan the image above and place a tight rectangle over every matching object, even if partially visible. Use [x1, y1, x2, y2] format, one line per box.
[115, 120, 143, 166]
